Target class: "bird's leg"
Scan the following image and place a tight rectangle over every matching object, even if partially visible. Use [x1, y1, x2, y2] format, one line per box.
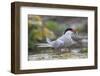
[61, 48, 65, 52]
[54, 48, 57, 54]
[56, 48, 62, 55]
[54, 48, 60, 55]
[68, 48, 70, 52]
[59, 48, 62, 54]
[66, 48, 71, 52]
[68, 48, 72, 57]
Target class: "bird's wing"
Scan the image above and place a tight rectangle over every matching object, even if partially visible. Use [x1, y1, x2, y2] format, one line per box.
[35, 43, 53, 47]
[51, 40, 64, 48]
[46, 36, 65, 48]
[36, 39, 64, 48]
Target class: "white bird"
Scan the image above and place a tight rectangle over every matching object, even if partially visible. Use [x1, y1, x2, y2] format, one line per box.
[36, 28, 87, 49]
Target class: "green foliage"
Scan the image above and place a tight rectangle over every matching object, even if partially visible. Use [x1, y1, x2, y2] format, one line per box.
[28, 17, 56, 50]
[46, 21, 59, 31]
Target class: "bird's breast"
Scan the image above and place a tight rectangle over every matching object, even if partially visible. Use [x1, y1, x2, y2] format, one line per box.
[62, 36, 75, 47]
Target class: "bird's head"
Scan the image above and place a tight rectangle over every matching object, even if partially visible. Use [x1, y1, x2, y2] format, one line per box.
[64, 28, 76, 34]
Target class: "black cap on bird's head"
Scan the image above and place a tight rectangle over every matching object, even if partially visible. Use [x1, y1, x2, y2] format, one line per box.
[64, 28, 75, 34]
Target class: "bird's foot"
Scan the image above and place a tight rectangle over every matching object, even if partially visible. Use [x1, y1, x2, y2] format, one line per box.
[61, 49, 65, 52]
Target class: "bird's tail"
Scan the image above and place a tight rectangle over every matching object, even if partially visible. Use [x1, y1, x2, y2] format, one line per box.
[46, 37, 51, 44]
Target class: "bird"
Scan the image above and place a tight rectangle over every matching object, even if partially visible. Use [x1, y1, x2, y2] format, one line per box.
[46, 28, 76, 49]
[36, 28, 87, 52]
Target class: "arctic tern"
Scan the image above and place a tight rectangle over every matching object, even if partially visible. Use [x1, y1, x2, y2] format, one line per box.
[36, 28, 87, 50]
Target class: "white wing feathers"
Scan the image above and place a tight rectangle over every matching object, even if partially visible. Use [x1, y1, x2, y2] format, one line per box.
[46, 37, 64, 48]
[36, 38, 64, 48]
